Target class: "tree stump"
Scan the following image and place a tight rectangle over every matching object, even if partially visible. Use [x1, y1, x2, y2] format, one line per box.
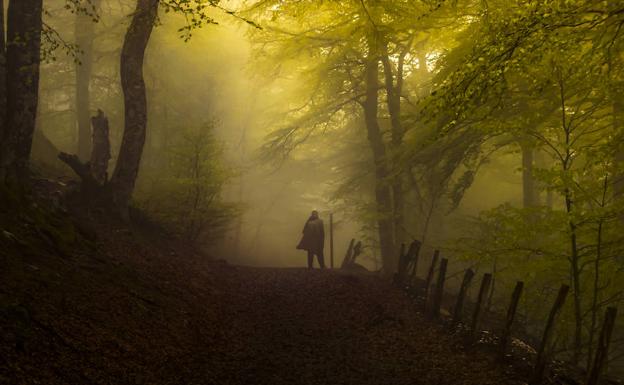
[90, 109, 111, 184]
[59, 109, 111, 198]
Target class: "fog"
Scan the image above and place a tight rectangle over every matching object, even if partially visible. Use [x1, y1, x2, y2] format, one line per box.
[37, 1, 368, 268]
[3, 0, 620, 378]
[36, 1, 558, 269]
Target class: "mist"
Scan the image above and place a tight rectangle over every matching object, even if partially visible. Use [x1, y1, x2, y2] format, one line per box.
[2, 0, 623, 383]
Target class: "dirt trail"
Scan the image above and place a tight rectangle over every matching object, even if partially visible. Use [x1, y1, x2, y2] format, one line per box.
[1, 215, 522, 385]
[207, 267, 520, 385]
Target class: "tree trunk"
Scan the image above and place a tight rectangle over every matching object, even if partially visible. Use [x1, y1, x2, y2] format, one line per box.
[362, 35, 395, 273]
[380, 42, 406, 249]
[565, 188, 583, 364]
[0, 0, 6, 143]
[521, 141, 538, 208]
[0, 0, 43, 187]
[110, 0, 158, 212]
[90, 109, 111, 184]
[75, 0, 101, 160]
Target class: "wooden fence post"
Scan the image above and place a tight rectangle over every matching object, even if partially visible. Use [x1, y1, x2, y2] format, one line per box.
[340, 239, 355, 269]
[500, 281, 524, 358]
[452, 269, 475, 326]
[471, 273, 492, 340]
[353, 241, 362, 261]
[424, 250, 440, 307]
[431, 258, 448, 319]
[531, 284, 570, 384]
[407, 240, 422, 285]
[586, 307, 618, 385]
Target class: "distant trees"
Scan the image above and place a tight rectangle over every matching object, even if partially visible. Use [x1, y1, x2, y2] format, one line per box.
[54, 0, 237, 214]
[250, 0, 624, 372]
[428, 0, 624, 372]
[248, 0, 445, 273]
[136, 121, 236, 244]
[75, 0, 101, 160]
[109, 0, 246, 211]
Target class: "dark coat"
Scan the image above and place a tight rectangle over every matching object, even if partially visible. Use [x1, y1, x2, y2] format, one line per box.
[297, 217, 325, 254]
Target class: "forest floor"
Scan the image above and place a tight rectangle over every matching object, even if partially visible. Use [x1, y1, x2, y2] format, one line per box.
[1, 185, 525, 385]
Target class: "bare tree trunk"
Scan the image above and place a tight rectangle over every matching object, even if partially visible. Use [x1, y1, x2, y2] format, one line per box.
[380, 41, 406, 249]
[362, 34, 395, 273]
[75, 0, 101, 160]
[110, 0, 159, 212]
[535, 149, 555, 208]
[0, 0, 43, 187]
[521, 141, 538, 208]
[566, 189, 584, 364]
[554, 70, 584, 364]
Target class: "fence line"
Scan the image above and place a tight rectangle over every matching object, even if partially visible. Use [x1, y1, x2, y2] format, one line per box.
[343, 237, 619, 385]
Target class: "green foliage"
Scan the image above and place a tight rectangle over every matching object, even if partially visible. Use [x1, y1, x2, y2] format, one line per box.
[41, 1, 100, 63]
[423, 0, 624, 366]
[136, 121, 239, 245]
[248, 0, 624, 366]
[162, 0, 260, 41]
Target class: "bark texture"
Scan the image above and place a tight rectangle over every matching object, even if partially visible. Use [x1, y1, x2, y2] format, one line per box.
[362, 35, 395, 273]
[380, 41, 406, 249]
[110, 0, 159, 210]
[1, 0, 43, 186]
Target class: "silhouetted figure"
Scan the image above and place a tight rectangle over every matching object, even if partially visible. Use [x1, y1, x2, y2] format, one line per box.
[297, 210, 326, 269]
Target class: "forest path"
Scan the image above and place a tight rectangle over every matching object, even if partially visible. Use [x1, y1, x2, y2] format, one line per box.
[210, 267, 520, 385]
[2, 214, 522, 385]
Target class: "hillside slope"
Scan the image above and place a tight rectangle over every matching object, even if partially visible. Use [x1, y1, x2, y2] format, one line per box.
[1, 197, 522, 385]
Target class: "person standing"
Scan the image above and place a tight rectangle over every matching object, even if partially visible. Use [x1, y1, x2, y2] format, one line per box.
[297, 210, 326, 269]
